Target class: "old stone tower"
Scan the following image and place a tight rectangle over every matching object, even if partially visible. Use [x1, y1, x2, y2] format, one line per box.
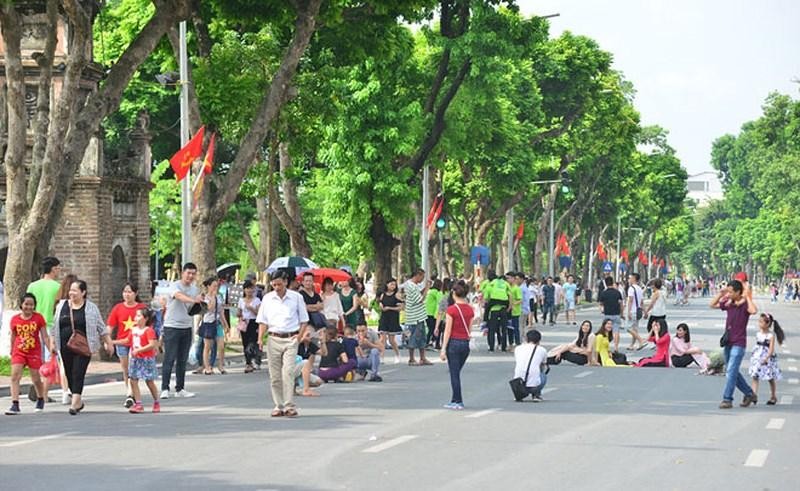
[0, 1, 151, 320]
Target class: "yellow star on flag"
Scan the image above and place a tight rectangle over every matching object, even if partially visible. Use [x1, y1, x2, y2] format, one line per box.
[122, 316, 136, 334]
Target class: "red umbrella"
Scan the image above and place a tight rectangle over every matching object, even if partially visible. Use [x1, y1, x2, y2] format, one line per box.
[297, 268, 352, 286]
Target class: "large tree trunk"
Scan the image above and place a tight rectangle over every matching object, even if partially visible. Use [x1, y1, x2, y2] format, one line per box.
[258, 197, 279, 268]
[371, 211, 399, 290]
[268, 141, 312, 257]
[191, 0, 322, 277]
[1, 0, 191, 307]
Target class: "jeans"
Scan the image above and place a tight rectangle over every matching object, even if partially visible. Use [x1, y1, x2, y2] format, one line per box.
[526, 372, 547, 398]
[508, 316, 520, 346]
[487, 310, 507, 351]
[723, 345, 753, 401]
[542, 302, 554, 323]
[356, 348, 381, 376]
[194, 333, 217, 366]
[446, 339, 470, 404]
[161, 327, 193, 392]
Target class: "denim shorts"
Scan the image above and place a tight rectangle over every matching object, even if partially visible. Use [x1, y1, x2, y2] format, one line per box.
[200, 321, 218, 339]
[405, 321, 427, 349]
[565, 299, 576, 310]
[608, 315, 622, 333]
[115, 345, 130, 357]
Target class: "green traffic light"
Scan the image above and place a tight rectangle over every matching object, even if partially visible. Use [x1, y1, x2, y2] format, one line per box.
[436, 218, 446, 229]
[561, 185, 569, 194]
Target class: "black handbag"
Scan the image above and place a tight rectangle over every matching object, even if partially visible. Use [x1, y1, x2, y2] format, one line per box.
[509, 346, 537, 401]
[719, 329, 729, 348]
[611, 351, 628, 365]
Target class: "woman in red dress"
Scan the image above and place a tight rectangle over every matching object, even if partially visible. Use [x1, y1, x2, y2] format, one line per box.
[635, 318, 671, 367]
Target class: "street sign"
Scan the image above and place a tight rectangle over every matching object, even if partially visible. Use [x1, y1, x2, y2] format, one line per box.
[470, 245, 490, 266]
[602, 261, 613, 273]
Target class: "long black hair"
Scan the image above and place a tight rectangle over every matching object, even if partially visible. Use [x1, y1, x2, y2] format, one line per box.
[650, 318, 668, 338]
[762, 313, 786, 345]
[576, 320, 593, 347]
[596, 318, 612, 338]
[676, 322, 691, 343]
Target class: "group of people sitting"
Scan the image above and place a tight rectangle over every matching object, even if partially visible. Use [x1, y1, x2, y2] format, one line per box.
[546, 317, 711, 370]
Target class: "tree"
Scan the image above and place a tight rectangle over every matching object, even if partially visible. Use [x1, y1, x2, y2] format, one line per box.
[1, 0, 192, 307]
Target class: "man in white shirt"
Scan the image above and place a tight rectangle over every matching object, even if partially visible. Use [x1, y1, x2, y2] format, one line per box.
[625, 273, 647, 350]
[257, 270, 309, 418]
[513, 329, 548, 401]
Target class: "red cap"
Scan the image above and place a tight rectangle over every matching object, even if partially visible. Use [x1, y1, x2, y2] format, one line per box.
[733, 272, 748, 282]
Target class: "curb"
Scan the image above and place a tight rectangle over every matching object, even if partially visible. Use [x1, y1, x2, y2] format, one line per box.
[0, 353, 246, 399]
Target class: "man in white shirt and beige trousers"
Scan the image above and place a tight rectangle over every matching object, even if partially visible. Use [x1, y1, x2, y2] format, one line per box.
[257, 270, 309, 418]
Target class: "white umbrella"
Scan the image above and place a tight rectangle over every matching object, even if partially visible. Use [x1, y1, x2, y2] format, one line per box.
[266, 256, 318, 274]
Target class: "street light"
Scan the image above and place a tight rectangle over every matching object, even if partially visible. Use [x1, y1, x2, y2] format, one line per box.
[530, 177, 562, 277]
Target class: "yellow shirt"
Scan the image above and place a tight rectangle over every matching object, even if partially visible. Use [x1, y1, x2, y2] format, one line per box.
[595, 334, 629, 367]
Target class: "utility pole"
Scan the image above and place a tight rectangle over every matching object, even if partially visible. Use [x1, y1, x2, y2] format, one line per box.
[505, 208, 514, 272]
[615, 216, 621, 280]
[421, 164, 430, 281]
[548, 207, 555, 277]
[179, 21, 192, 264]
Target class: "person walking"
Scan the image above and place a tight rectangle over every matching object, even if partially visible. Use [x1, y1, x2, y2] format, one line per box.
[127, 307, 161, 414]
[597, 277, 623, 352]
[485, 272, 511, 351]
[237, 280, 262, 373]
[439, 281, 474, 410]
[711, 279, 758, 409]
[378, 278, 403, 364]
[49, 280, 114, 414]
[26, 256, 64, 404]
[160, 263, 202, 400]
[425, 279, 444, 348]
[257, 270, 309, 418]
[541, 277, 556, 326]
[563, 275, 578, 325]
[643, 278, 667, 327]
[749, 313, 785, 405]
[107, 282, 146, 409]
[6, 293, 50, 415]
[624, 273, 648, 351]
[404, 269, 431, 365]
[200, 277, 229, 375]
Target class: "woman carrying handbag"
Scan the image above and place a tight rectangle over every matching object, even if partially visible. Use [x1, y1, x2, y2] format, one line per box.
[48, 280, 114, 415]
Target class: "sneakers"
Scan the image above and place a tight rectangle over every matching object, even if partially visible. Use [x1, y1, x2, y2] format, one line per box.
[443, 402, 464, 410]
[5, 402, 21, 415]
[129, 402, 144, 414]
[175, 389, 195, 398]
[532, 395, 544, 402]
[368, 375, 383, 382]
[62, 392, 72, 405]
[719, 400, 733, 409]
[35, 399, 45, 412]
[152, 401, 161, 413]
[124, 396, 135, 409]
[393, 355, 401, 364]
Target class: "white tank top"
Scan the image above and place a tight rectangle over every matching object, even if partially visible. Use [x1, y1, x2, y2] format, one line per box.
[650, 290, 666, 316]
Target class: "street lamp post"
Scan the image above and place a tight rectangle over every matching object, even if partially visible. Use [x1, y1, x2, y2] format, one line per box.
[421, 164, 430, 281]
[179, 21, 192, 264]
[529, 178, 563, 278]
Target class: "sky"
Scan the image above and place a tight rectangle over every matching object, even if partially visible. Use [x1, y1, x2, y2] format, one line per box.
[517, 0, 800, 177]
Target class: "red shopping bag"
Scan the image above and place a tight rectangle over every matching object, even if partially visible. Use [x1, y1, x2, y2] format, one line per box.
[39, 355, 60, 385]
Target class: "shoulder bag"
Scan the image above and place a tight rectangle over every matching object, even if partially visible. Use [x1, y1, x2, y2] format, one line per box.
[719, 328, 729, 348]
[66, 303, 93, 358]
[454, 303, 477, 351]
[509, 346, 537, 401]
[633, 287, 643, 320]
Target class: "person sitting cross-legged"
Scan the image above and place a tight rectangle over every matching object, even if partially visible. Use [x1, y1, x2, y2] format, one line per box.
[355, 324, 383, 382]
[318, 327, 355, 382]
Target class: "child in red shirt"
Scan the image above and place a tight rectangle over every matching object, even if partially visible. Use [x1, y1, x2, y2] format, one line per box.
[6, 293, 50, 415]
[128, 307, 161, 414]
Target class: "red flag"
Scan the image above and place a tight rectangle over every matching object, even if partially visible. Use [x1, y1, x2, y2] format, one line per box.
[170, 126, 205, 182]
[621, 248, 629, 263]
[597, 241, 607, 261]
[513, 221, 525, 251]
[427, 195, 444, 236]
[192, 133, 215, 208]
[638, 250, 649, 266]
[426, 195, 441, 228]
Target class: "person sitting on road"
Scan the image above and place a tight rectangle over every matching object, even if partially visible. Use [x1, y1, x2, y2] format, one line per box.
[318, 327, 355, 382]
[512, 329, 549, 401]
[669, 323, 710, 371]
[595, 319, 630, 367]
[294, 325, 322, 396]
[341, 327, 360, 380]
[355, 324, 383, 382]
[635, 318, 671, 367]
[547, 320, 595, 366]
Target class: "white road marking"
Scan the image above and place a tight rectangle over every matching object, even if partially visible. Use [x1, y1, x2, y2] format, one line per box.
[0, 432, 74, 448]
[787, 358, 798, 363]
[744, 449, 769, 467]
[780, 395, 793, 405]
[765, 418, 785, 430]
[542, 387, 559, 394]
[381, 369, 399, 375]
[788, 366, 798, 372]
[180, 405, 221, 413]
[574, 371, 593, 378]
[787, 378, 799, 385]
[363, 435, 418, 453]
[465, 408, 501, 419]
[783, 349, 791, 354]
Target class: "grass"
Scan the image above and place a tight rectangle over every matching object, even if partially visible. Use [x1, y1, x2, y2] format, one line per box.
[0, 357, 31, 377]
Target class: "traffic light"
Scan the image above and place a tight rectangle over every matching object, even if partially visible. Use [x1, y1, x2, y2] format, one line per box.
[436, 217, 446, 229]
[560, 170, 571, 194]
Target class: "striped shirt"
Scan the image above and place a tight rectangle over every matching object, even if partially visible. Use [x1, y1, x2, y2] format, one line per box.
[403, 280, 427, 324]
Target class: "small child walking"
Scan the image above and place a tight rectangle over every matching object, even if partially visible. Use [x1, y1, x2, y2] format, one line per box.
[748, 313, 785, 405]
[128, 307, 161, 413]
[5, 293, 50, 415]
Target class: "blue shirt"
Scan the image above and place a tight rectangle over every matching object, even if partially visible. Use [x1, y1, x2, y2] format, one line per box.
[564, 283, 577, 302]
[521, 283, 532, 314]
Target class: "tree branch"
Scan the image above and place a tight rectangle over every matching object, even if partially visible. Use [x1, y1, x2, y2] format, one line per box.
[530, 109, 582, 146]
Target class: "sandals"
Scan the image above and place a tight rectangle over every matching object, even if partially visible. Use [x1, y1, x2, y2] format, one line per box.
[284, 408, 299, 418]
[270, 409, 284, 417]
[408, 360, 419, 366]
[419, 359, 433, 366]
[203, 369, 214, 375]
[217, 367, 227, 375]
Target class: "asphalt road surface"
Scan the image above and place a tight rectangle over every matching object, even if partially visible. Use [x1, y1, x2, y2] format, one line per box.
[1, 295, 797, 490]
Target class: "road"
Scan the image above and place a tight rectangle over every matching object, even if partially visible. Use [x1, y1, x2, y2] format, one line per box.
[0, 296, 797, 490]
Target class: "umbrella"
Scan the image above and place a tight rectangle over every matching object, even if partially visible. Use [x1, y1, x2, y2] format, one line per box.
[216, 262, 241, 279]
[266, 256, 318, 274]
[298, 267, 352, 284]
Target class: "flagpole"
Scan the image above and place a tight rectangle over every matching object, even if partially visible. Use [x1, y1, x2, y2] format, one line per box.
[179, 20, 192, 264]
[421, 164, 430, 281]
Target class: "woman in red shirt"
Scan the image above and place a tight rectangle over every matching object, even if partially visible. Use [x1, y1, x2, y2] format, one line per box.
[439, 281, 474, 410]
[107, 282, 146, 409]
[635, 318, 671, 367]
